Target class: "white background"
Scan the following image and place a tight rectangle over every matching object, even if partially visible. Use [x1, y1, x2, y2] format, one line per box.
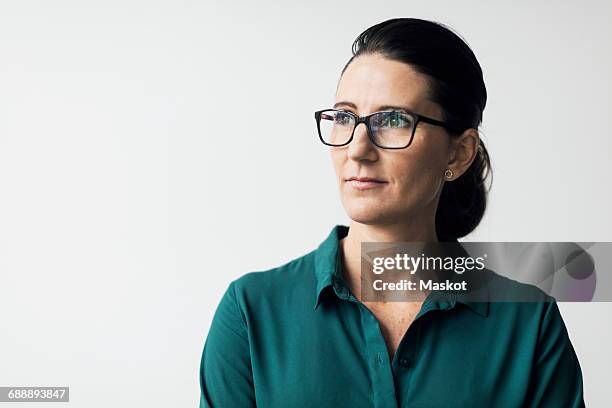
[0, 0, 610, 406]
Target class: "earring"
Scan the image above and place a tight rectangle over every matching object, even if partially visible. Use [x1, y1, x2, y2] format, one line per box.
[444, 169, 453, 180]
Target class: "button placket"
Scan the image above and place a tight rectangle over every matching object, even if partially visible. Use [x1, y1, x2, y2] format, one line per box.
[356, 302, 398, 408]
[399, 357, 411, 367]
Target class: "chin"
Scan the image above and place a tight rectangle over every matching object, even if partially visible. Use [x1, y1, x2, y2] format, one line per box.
[343, 202, 389, 225]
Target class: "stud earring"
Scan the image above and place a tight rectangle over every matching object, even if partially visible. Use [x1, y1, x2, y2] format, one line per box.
[444, 169, 454, 180]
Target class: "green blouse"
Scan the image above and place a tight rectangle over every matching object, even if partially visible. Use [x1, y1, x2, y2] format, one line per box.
[199, 225, 585, 407]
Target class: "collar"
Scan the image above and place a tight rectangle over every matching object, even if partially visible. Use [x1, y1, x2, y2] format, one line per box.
[313, 225, 349, 310]
[312, 224, 489, 318]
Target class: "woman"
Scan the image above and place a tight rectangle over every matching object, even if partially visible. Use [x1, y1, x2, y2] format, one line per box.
[199, 18, 585, 407]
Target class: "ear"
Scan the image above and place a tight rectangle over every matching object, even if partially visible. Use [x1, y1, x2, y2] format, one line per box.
[446, 128, 480, 180]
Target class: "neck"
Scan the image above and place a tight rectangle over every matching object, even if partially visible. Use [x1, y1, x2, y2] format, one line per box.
[339, 219, 439, 299]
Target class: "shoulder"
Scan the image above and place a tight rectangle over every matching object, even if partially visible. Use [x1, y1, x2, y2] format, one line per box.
[471, 270, 574, 358]
[232, 248, 317, 290]
[480, 268, 559, 329]
[484, 268, 554, 302]
[227, 248, 319, 312]
[480, 269, 572, 348]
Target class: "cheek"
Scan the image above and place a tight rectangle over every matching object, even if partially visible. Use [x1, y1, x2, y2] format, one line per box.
[330, 150, 343, 176]
[389, 150, 444, 195]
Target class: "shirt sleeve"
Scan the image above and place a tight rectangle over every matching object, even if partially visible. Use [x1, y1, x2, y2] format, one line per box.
[526, 299, 585, 407]
[199, 280, 256, 408]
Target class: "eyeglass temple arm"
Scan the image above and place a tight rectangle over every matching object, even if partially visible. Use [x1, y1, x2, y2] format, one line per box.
[418, 115, 461, 132]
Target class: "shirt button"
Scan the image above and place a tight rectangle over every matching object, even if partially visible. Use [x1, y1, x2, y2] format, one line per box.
[399, 357, 411, 367]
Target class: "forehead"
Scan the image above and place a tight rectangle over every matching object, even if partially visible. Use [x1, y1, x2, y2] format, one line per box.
[335, 53, 433, 113]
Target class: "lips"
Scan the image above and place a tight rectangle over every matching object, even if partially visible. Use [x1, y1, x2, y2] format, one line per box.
[346, 177, 386, 183]
[345, 176, 388, 191]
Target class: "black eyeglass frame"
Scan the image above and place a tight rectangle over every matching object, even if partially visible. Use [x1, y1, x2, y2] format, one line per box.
[314, 108, 455, 149]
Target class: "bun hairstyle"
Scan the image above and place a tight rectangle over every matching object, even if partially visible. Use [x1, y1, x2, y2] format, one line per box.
[341, 18, 493, 241]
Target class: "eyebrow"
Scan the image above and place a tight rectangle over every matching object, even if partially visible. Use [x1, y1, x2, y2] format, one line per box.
[333, 101, 414, 112]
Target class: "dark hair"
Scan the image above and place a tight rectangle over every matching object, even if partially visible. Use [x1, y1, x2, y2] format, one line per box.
[342, 18, 492, 241]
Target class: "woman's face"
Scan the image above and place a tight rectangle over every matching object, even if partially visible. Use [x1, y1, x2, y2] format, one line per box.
[331, 53, 456, 227]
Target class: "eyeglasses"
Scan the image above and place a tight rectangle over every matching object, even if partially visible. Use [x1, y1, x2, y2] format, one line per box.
[314, 108, 453, 149]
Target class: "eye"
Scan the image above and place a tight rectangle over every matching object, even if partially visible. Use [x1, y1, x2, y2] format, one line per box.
[334, 111, 353, 126]
[379, 111, 412, 128]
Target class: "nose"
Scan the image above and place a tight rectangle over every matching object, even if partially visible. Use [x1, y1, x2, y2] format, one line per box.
[347, 122, 378, 161]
